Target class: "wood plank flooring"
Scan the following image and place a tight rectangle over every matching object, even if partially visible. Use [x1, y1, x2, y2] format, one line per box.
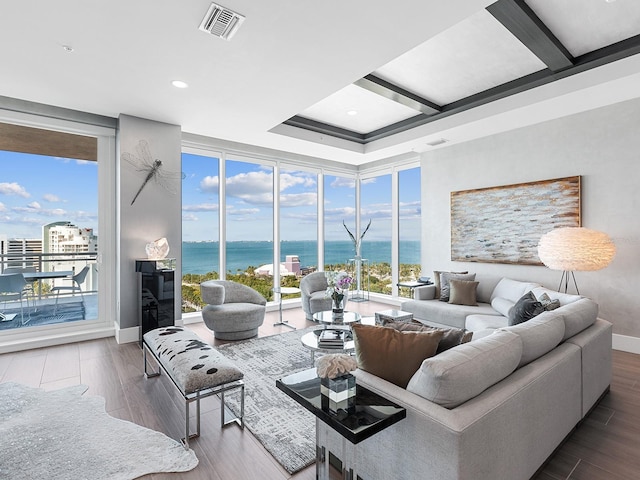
[1, 302, 639, 480]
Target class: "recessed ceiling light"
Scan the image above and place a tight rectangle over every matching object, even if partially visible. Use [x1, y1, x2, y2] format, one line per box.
[347, 110, 358, 116]
[171, 80, 189, 89]
[62, 45, 74, 53]
[425, 138, 448, 147]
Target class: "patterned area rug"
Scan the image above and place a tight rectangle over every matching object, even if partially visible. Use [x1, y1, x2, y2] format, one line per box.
[0, 382, 198, 479]
[216, 327, 319, 474]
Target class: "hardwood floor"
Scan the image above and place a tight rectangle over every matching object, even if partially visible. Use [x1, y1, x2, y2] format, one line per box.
[1, 302, 639, 480]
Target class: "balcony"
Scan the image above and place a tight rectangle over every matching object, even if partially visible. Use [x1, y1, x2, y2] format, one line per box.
[0, 252, 98, 331]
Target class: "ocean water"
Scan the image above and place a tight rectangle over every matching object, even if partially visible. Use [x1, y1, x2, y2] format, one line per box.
[182, 240, 420, 275]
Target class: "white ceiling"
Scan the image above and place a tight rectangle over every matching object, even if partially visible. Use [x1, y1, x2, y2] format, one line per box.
[2, 0, 640, 166]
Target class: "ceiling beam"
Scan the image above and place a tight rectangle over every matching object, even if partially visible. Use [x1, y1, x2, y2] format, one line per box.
[487, 0, 573, 72]
[353, 75, 441, 115]
[283, 116, 366, 144]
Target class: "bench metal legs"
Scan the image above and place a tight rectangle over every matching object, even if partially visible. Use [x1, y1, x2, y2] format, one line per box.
[143, 341, 245, 450]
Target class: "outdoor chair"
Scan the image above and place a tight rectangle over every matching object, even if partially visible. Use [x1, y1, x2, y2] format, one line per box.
[52, 265, 90, 316]
[0, 273, 31, 325]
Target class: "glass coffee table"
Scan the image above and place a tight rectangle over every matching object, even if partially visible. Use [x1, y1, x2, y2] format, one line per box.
[312, 310, 361, 326]
[301, 329, 355, 364]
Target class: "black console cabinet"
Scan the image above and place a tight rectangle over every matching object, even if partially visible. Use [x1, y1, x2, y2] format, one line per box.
[136, 258, 176, 345]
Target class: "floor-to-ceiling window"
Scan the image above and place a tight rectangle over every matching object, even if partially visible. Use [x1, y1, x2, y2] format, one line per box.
[360, 174, 392, 295]
[398, 166, 422, 297]
[279, 166, 318, 297]
[181, 151, 220, 312]
[0, 117, 115, 344]
[323, 174, 356, 271]
[225, 158, 274, 300]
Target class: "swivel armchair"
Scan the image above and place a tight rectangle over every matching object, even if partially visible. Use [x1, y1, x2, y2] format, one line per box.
[300, 271, 332, 320]
[200, 280, 266, 340]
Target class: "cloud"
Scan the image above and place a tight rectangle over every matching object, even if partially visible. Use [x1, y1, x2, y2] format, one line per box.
[182, 213, 198, 222]
[0, 182, 30, 198]
[43, 193, 61, 202]
[280, 192, 317, 207]
[0, 202, 6, 212]
[280, 172, 316, 190]
[329, 177, 355, 189]
[200, 175, 219, 193]
[183, 203, 219, 212]
[227, 207, 260, 216]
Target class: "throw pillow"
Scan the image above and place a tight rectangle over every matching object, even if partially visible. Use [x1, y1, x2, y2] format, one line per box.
[448, 279, 479, 306]
[351, 323, 444, 388]
[385, 320, 472, 354]
[439, 272, 476, 302]
[538, 292, 561, 311]
[508, 291, 544, 326]
[433, 270, 468, 298]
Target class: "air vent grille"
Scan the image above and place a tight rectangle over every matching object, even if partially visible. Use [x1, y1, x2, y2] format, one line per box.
[199, 3, 245, 41]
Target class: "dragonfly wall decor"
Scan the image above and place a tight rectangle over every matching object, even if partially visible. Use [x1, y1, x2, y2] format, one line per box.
[121, 139, 185, 205]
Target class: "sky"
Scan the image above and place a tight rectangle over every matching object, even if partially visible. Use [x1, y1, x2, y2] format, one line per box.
[0, 149, 420, 243]
[0, 150, 98, 239]
[181, 152, 422, 243]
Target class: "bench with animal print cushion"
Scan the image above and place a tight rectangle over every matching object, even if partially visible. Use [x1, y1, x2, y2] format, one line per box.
[143, 326, 245, 448]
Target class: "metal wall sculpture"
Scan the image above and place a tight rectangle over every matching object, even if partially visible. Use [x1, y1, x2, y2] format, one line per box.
[450, 176, 581, 265]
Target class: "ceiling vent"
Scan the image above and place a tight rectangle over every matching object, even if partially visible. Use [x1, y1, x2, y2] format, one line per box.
[199, 3, 245, 41]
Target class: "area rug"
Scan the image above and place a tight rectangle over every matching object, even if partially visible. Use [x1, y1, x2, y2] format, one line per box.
[0, 301, 85, 330]
[0, 382, 198, 479]
[216, 327, 319, 474]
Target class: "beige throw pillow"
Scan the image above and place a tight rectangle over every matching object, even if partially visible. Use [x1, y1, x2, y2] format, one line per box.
[433, 270, 468, 298]
[439, 272, 476, 302]
[351, 323, 444, 388]
[385, 320, 473, 354]
[448, 279, 479, 306]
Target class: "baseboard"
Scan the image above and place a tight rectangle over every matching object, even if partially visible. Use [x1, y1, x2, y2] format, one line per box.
[612, 333, 640, 354]
[0, 325, 114, 354]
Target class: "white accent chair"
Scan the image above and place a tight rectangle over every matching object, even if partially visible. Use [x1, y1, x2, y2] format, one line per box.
[51, 265, 90, 316]
[300, 271, 332, 321]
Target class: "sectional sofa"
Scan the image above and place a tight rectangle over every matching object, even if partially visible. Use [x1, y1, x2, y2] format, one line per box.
[318, 274, 612, 480]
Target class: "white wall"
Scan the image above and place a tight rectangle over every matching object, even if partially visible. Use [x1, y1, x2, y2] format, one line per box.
[118, 115, 182, 334]
[421, 97, 640, 344]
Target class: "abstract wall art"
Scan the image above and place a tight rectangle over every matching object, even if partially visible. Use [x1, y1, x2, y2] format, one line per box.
[451, 176, 581, 265]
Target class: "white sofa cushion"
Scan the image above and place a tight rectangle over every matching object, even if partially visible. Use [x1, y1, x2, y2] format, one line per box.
[406, 330, 523, 408]
[500, 311, 565, 367]
[490, 278, 540, 303]
[465, 314, 508, 331]
[490, 297, 514, 317]
[557, 298, 599, 340]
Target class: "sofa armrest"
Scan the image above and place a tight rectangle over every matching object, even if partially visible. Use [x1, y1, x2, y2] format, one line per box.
[414, 284, 436, 300]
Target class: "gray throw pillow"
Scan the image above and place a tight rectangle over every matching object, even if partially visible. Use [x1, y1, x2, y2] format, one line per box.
[439, 272, 476, 302]
[508, 291, 544, 326]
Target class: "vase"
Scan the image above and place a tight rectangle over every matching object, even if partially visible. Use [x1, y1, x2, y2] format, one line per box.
[320, 373, 356, 414]
[331, 289, 348, 320]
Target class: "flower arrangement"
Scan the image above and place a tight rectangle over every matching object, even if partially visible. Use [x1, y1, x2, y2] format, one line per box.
[325, 271, 353, 310]
[316, 353, 358, 379]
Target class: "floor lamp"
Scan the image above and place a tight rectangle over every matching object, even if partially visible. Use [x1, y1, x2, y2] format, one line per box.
[537, 227, 616, 294]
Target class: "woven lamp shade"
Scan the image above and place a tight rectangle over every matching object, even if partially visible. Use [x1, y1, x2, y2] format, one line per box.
[537, 227, 616, 271]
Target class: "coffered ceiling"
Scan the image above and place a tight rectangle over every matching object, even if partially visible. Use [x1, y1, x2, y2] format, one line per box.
[2, 1, 640, 166]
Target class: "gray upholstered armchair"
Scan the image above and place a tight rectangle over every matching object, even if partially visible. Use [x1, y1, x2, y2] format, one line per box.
[200, 280, 266, 340]
[300, 271, 332, 320]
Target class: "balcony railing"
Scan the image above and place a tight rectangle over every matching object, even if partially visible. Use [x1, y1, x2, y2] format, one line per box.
[0, 252, 98, 329]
